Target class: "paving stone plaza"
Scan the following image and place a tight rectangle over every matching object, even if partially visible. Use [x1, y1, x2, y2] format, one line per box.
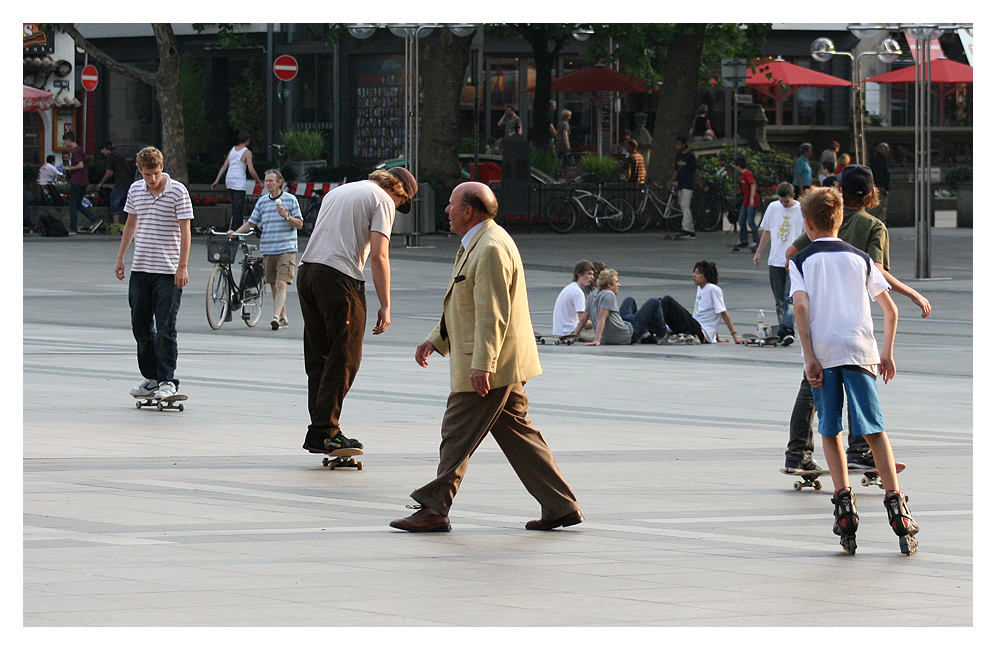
[20, 224, 978, 641]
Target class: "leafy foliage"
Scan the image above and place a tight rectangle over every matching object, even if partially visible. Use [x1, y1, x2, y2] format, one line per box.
[577, 155, 623, 183]
[228, 65, 266, 146]
[944, 165, 973, 187]
[698, 145, 796, 196]
[281, 130, 326, 161]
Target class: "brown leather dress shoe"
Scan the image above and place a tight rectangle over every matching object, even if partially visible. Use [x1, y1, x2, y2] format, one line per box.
[525, 510, 584, 530]
[390, 506, 451, 532]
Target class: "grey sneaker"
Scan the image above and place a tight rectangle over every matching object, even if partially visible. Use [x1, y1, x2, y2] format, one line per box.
[271, 315, 280, 330]
[278, 316, 289, 329]
[847, 453, 877, 471]
[153, 381, 177, 400]
[130, 378, 159, 398]
[89, 219, 103, 233]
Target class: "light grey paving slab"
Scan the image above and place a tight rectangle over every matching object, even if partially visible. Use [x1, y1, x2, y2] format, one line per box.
[21, 228, 975, 631]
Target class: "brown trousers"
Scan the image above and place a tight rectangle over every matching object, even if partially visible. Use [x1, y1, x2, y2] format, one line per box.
[297, 262, 366, 443]
[411, 382, 579, 520]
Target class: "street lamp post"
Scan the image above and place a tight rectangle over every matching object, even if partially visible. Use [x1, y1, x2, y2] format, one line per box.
[841, 23, 971, 279]
[810, 36, 900, 165]
[348, 23, 477, 246]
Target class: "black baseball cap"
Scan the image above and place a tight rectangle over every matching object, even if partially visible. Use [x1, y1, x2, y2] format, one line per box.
[838, 164, 874, 196]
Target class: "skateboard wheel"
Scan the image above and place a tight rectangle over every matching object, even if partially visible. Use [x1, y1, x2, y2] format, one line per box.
[178, 403, 184, 412]
[813, 480, 822, 491]
[356, 461, 363, 470]
[322, 458, 330, 467]
[793, 481, 803, 491]
[156, 402, 164, 411]
[861, 476, 870, 487]
[136, 401, 142, 408]
[554, 339, 560, 345]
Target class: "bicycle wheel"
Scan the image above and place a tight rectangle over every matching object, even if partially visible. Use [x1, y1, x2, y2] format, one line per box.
[663, 194, 685, 232]
[241, 271, 267, 327]
[545, 198, 576, 234]
[606, 197, 636, 232]
[205, 265, 230, 330]
[696, 192, 724, 232]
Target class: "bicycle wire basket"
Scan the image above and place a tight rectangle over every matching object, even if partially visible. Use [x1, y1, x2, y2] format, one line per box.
[206, 234, 240, 264]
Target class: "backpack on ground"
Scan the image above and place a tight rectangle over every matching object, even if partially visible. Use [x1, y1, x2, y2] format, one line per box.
[37, 214, 68, 237]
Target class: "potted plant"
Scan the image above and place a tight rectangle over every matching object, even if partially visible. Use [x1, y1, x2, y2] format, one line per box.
[281, 129, 326, 180]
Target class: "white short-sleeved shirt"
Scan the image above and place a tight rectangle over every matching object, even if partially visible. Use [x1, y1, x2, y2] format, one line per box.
[124, 173, 194, 275]
[552, 282, 586, 335]
[299, 180, 395, 281]
[760, 199, 804, 267]
[789, 237, 891, 369]
[692, 283, 727, 343]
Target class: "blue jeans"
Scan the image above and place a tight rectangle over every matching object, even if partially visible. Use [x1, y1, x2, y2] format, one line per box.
[620, 297, 669, 343]
[737, 205, 759, 244]
[68, 184, 98, 231]
[109, 187, 128, 217]
[768, 265, 795, 337]
[129, 272, 183, 386]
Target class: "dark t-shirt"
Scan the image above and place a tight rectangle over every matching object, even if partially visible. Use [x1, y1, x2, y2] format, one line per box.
[675, 151, 696, 189]
[69, 146, 88, 187]
[105, 151, 134, 189]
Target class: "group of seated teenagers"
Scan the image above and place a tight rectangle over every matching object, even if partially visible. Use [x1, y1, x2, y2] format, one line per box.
[550, 259, 740, 346]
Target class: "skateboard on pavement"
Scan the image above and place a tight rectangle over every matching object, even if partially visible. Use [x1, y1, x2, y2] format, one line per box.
[730, 242, 758, 253]
[780, 462, 905, 491]
[535, 333, 574, 345]
[322, 448, 364, 470]
[135, 394, 188, 412]
[740, 334, 780, 347]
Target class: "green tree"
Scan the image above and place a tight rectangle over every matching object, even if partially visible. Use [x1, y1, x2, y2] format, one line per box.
[228, 64, 266, 147]
[56, 23, 190, 184]
[593, 23, 769, 184]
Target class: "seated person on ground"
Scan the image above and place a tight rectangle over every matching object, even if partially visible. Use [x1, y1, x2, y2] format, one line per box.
[659, 260, 741, 344]
[552, 260, 596, 341]
[581, 269, 670, 346]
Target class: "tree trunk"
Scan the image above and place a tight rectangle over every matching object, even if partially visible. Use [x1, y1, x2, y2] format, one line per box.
[418, 30, 473, 216]
[151, 24, 188, 184]
[56, 23, 188, 184]
[514, 26, 568, 151]
[646, 25, 707, 185]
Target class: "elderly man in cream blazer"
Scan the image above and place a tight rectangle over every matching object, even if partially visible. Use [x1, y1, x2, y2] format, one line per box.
[390, 182, 582, 533]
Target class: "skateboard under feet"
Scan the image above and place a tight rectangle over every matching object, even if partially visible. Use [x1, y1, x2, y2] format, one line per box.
[780, 462, 906, 491]
[321, 448, 364, 470]
[135, 394, 188, 411]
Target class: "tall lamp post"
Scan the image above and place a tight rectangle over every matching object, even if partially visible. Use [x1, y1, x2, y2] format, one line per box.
[809, 35, 901, 165]
[348, 23, 477, 246]
[831, 23, 972, 279]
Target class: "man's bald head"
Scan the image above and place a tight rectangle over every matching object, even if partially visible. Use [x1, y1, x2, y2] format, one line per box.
[458, 182, 498, 220]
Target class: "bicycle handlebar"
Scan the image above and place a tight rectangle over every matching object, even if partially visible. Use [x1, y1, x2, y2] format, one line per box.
[208, 228, 256, 238]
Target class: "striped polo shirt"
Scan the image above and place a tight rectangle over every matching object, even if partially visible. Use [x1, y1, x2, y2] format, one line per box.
[124, 173, 194, 275]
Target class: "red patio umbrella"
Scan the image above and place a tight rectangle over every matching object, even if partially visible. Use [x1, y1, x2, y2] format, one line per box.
[864, 58, 973, 84]
[23, 85, 53, 112]
[524, 66, 649, 156]
[746, 58, 852, 125]
[865, 58, 973, 125]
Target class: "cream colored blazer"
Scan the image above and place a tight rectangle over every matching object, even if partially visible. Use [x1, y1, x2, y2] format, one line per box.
[426, 219, 542, 393]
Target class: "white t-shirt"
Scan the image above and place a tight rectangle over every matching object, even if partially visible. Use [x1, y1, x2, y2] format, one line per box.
[38, 163, 60, 185]
[692, 283, 727, 343]
[760, 199, 804, 267]
[225, 146, 248, 191]
[552, 282, 586, 335]
[299, 180, 395, 281]
[789, 237, 891, 369]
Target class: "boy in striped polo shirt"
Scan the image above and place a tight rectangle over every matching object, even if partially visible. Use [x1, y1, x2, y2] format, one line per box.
[114, 147, 193, 401]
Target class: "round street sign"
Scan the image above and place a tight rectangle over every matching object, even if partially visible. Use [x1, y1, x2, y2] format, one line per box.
[80, 64, 98, 92]
[273, 55, 298, 82]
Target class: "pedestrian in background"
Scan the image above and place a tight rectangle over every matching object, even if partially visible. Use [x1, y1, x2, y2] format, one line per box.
[62, 131, 102, 234]
[212, 132, 263, 231]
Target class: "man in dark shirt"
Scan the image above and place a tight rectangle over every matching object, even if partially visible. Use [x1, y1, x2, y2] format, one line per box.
[99, 142, 135, 232]
[868, 142, 891, 219]
[668, 136, 698, 239]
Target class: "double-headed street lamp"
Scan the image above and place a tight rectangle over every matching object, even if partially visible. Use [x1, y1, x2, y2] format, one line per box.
[348, 23, 477, 245]
[809, 35, 901, 166]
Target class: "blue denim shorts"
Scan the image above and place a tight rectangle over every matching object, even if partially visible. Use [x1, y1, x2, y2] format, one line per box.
[109, 187, 128, 214]
[812, 365, 884, 437]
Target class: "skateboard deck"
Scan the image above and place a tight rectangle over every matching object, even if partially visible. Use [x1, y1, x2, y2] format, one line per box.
[535, 333, 574, 345]
[322, 448, 364, 470]
[135, 394, 188, 411]
[730, 242, 758, 252]
[740, 334, 780, 347]
[780, 463, 905, 491]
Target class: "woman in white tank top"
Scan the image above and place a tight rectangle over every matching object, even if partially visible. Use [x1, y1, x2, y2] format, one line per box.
[211, 133, 262, 230]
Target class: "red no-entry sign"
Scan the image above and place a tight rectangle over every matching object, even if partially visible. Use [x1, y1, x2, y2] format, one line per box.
[273, 55, 298, 82]
[80, 64, 98, 92]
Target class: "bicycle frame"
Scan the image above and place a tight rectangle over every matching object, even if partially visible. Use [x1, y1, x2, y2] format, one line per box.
[205, 229, 266, 329]
[544, 183, 635, 233]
